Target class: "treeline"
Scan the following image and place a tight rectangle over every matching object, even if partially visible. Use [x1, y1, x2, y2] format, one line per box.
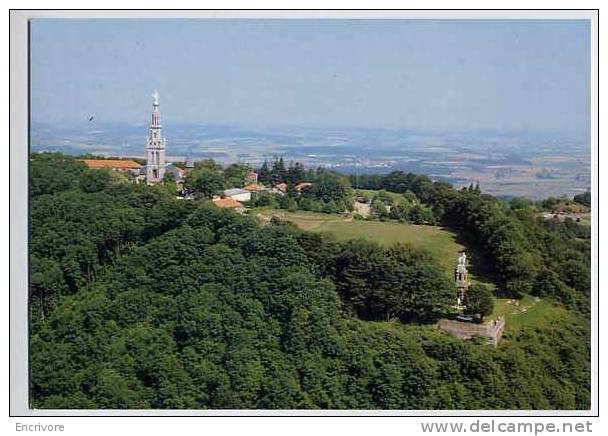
[253, 159, 434, 221]
[540, 193, 591, 213]
[251, 170, 355, 214]
[184, 158, 355, 216]
[189, 157, 433, 222]
[506, 201, 591, 312]
[332, 239, 453, 321]
[184, 156, 332, 199]
[183, 160, 253, 197]
[574, 190, 591, 208]
[360, 189, 437, 224]
[257, 156, 316, 186]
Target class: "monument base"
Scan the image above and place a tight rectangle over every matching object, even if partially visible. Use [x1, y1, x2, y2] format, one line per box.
[437, 317, 506, 347]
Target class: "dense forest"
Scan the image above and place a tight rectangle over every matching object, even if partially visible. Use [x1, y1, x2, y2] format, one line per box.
[29, 153, 591, 409]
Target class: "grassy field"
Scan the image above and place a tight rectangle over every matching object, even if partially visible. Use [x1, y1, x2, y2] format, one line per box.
[490, 294, 572, 332]
[254, 210, 464, 277]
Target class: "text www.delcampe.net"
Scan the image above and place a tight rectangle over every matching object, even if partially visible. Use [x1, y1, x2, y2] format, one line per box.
[420, 420, 593, 435]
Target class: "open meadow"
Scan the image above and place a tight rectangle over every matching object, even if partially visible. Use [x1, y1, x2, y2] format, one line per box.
[254, 210, 465, 278]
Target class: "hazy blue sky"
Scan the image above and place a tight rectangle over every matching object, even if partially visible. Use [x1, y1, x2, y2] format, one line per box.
[30, 19, 590, 133]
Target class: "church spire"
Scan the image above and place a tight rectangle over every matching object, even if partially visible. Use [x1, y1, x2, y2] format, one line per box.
[146, 91, 166, 184]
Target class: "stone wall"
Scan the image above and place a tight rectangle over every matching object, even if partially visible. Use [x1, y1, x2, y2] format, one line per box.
[437, 316, 505, 347]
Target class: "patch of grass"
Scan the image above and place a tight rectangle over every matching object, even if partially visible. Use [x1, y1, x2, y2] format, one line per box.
[253, 209, 344, 231]
[317, 220, 463, 276]
[256, 209, 464, 277]
[490, 294, 571, 332]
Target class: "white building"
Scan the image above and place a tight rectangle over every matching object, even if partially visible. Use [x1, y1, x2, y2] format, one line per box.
[223, 188, 251, 202]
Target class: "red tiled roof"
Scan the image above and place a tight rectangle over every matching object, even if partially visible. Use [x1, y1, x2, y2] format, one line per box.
[244, 183, 265, 191]
[213, 197, 244, 209]
[83, 159, 141, 169]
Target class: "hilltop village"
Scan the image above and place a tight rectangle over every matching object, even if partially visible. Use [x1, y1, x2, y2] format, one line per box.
[82, 92, 323, 212]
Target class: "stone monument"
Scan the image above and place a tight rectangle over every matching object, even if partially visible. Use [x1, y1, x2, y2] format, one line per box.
[455, 251, 469, 307]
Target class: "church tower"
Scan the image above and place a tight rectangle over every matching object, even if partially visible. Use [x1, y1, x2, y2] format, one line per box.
[146, 91, 166, 184]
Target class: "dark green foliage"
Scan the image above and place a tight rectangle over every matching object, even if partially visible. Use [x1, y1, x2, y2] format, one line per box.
[464, 283, 495, 320]
[79, 169, 112, 193]
[532, 268, 586, 311]
[286, 161, 306, 185]
[333, 240, 453, 322]
[351, 171, 434, 197]
[162, 171, 175, 184]
[29, 155, 193, 332]
[277, 194, 298, 211]
[306, 171, 352, 204]
[184, 167, 225, 199]
[508, 208, 591, 312]
[573, 190, 591, 207]
[250, 191, 278, 208]
[30, 255, 66, 320]
[255, 159, 353, 214]
[224, 163, 251, 188]
[30, 152, 87, 197]
[371, 199, 389, 219]
[297, 196, 322, 212]
[442, 192, 541, 297]
[352, 171, 544, 297]
[362, 189, 437, 224]
[272, 170, 354, 214]
[257, 157, 311, 186]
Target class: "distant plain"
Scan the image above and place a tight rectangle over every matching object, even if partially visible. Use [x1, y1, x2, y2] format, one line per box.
[31, 122, 590, 200]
